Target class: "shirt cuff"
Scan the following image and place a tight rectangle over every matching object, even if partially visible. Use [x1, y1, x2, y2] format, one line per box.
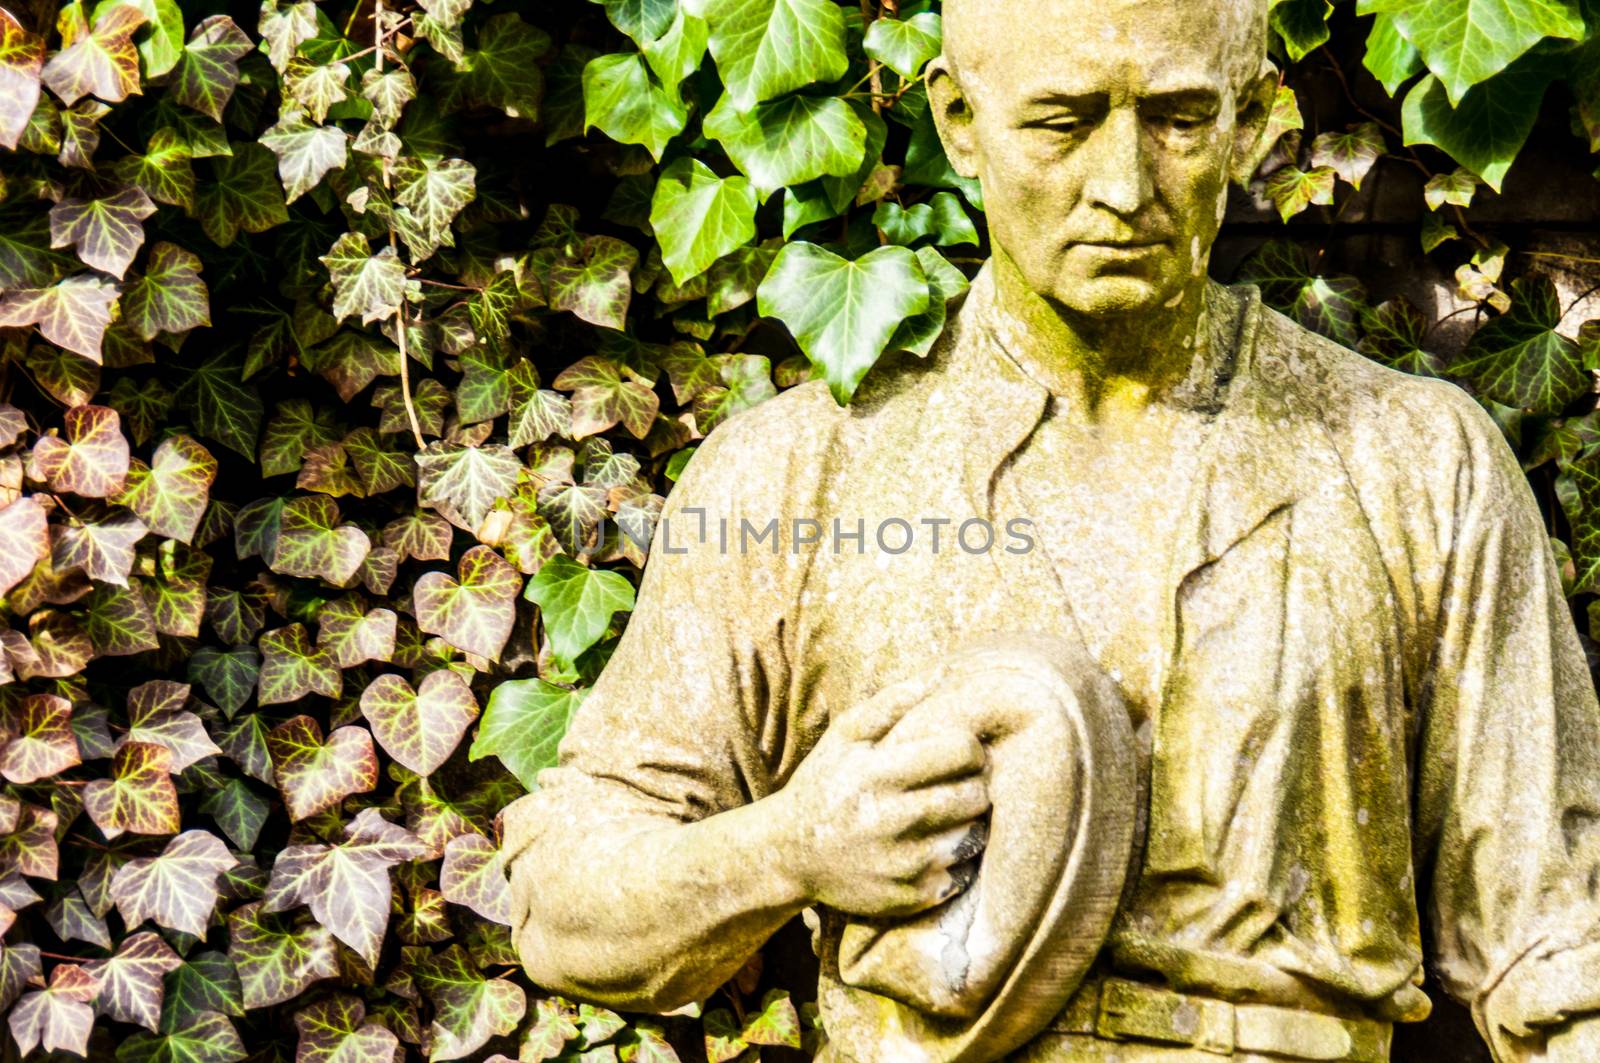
[1476, 938, 1600, 1061]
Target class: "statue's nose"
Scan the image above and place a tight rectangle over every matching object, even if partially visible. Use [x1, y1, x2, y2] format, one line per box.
[1080, 107, 1155, 217]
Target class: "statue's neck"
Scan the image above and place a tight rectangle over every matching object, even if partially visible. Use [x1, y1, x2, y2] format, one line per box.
[987, 250, 1211, 421]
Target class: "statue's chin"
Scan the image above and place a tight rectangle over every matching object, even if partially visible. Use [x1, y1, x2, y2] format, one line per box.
[1043, 274, 1179, 321]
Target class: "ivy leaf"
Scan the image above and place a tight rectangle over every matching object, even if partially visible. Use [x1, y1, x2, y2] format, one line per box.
[260, 399, 341, 479]
[48, 184, 155, 280]
[552, 357, 660, 439]
[0, 497, 48, 598]
[51, 505, 146, 585]
[317, 596, 397, 668]
[361, 67, 415, 127]
[164, 951, 244, 1021]
[260, 110, 349, 205]
[1453, 277, 1588, 414]
[1358, 0, 1584, 106]
[178, 352, 264, 460]
[264, 810, 430, 965]
[393, 155, 476, 261]
[703, 1009, 748, 1063]
[742, 989, 801, 1048]
[84, 931, 182, 1032]
[1400, 59, 1555, 191]
[118, 1012, 246, 1063]
[266, 716, 378, 821]
[189, 646, 261, 716]
[873, 193, 979, 249]
[7, 962, 98, 1058]
[258, 0, 317, 72]
[415, 945, 527, 1061]
[582, 52, 687, 161]
[687, 0, 849, 110]
[41, 1, 145, 105]
[117, 434, 218, 544]
[83, 741, 182, 839]
[294, 995, 401, 1063]
[440, 833, 511, 925]
[524, 555, 635, 664]
[413, 546, 520, 661]
[270, 496, 370, 585]
[258, 624, 342, 705]
[536, 482, 608, 555]
[1261, 164, 1337, 221]
[226, 901, 339, 1009]
[1269, 0, 1331, 61]
[31, 404, 130, 498]
[416, 442, 521, 532]
[596, 0, 677, 45]
[283, 58, 351, 124]
[358, 670, 475, 777]
[454, 13, 550, 119]
[323, 232, 408, 325]
[1424, 167, 1482, 210]
[758, 241, 930, 403]
[84, 581, 161, 655]
[200, 778, 271, 850]
[0, 273, 120, 361]
[0, 693, 80, 784]
[649, 158, 757, 288]
[383, 510, 453, 563]
[122, 680, 222, 773]
[0, 9, 45, 151]
[195, 143, 291, 247]
[862, 11, 940, 78]
[1362, 13, 1423, 95]
[121, 242, 211, 340]
[707, 93, 866, 200]
[547, 235, 639, 331]
[173, 14, 253, 121]
[1309, 122, 1387, 190]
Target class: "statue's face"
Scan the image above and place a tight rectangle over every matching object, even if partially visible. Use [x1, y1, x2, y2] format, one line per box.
[932, 0, 1270, 320]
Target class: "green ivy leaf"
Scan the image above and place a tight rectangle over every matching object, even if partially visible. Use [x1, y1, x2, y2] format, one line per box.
[173, 15, 254, 122]
[1358, 0, 1583, 105]
[552, 356, 660, 439]
[84, 581, 161, 655]
[196, 143, 291, 247]
[704, 92, 867, 198]
[292, 995, 401, 1063]
[439, 833, 510, 925]
[413, 545, 521, 661]
[52, 504, 146, 586]
[1359, 298, 1446, 377]
[1400, 58, 1555, 191]
[322, 231, 408, 325]
[687, 0, 848, 110]
[524, 554, 634, 664]
[873, 192, 979, 249]
[121, 242, 211, 340]
[188, 645, 260, 717]
[1269, 0, 1332, 62]
[163, 951, 244, 1022]
[393, 155, 476, 262]
[258, 623, 343, 705]
[742, 988, 801, 1048]
[455, 13, 550, 119]
[118, 1011, 246, 1063]
[0, 693, 80, 785]
[469, 677, 587, 790]
[1261, 164, 1337, 221]
[1309, 122, 1387, 190]
[1453, 277, 1588, 414]
[178, 353, 264, 460]
[862, 11, 941, 79]
[757, 241, 930, 403]
[360, 670, 478, 776]
[265, 716, 379, 821]
[117, 434, 217, 544]
[416, 442, 521, 531]
[582, 52, 687, 161]
[415, 945, 526, 1061]
[48, 183, 155, 279]
[1362, 13, 1423, 96]
[650, 157, 758, 287]
[547, 235, 640, 331]
[226, 901, 339, 1009]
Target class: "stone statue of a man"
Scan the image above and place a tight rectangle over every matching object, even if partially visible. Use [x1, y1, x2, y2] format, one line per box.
[500, 1, 1600, 1060]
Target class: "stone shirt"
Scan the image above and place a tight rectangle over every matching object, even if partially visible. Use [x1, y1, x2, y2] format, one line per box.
[500, 265, 1600, 1062]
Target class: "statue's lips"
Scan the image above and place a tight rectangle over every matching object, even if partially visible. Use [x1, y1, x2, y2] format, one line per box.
[1071, 239, 1167, 255]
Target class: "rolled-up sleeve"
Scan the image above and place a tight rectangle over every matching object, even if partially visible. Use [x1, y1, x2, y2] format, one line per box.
[1410, 394, 1600, 1060]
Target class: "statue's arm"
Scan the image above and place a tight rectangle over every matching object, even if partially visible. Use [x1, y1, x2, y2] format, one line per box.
[1406, 391, 1600, 1061]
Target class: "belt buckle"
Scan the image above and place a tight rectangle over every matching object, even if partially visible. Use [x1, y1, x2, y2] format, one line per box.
[1095, 979, 1236, 1055]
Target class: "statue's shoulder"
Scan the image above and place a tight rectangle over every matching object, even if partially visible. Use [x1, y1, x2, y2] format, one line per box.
[1243, 287, 1514, 482]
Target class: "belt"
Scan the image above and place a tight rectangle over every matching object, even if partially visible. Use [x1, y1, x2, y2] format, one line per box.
[1044, 978, 1392, 1062]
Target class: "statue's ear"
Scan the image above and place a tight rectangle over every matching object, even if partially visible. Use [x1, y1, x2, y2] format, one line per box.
[1229, 64, 1280, 186]
[928, 58, 980, 180]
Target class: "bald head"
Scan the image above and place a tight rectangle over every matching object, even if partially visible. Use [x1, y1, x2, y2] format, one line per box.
[941, 0, 1271, 99]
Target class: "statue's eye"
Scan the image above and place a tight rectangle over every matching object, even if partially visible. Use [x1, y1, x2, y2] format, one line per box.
[1037, 116, 1092, 135]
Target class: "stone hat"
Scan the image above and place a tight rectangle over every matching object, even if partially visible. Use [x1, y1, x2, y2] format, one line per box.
[824, 631, 1139, 1062]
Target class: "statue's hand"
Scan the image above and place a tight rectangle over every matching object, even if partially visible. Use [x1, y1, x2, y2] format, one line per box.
[771, 675, 990, 919]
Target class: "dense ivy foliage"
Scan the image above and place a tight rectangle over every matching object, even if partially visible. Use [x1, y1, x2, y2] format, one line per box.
[0, 0, 1595, 1059]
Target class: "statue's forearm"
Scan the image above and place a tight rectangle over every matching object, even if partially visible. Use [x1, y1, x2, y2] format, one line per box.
[512, 792, 808, 1012]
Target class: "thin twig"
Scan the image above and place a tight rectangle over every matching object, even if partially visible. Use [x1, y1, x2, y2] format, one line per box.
[859, 0, 883, 115]
[417, 277, 483, 292]
[374, 0, 426, 452]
